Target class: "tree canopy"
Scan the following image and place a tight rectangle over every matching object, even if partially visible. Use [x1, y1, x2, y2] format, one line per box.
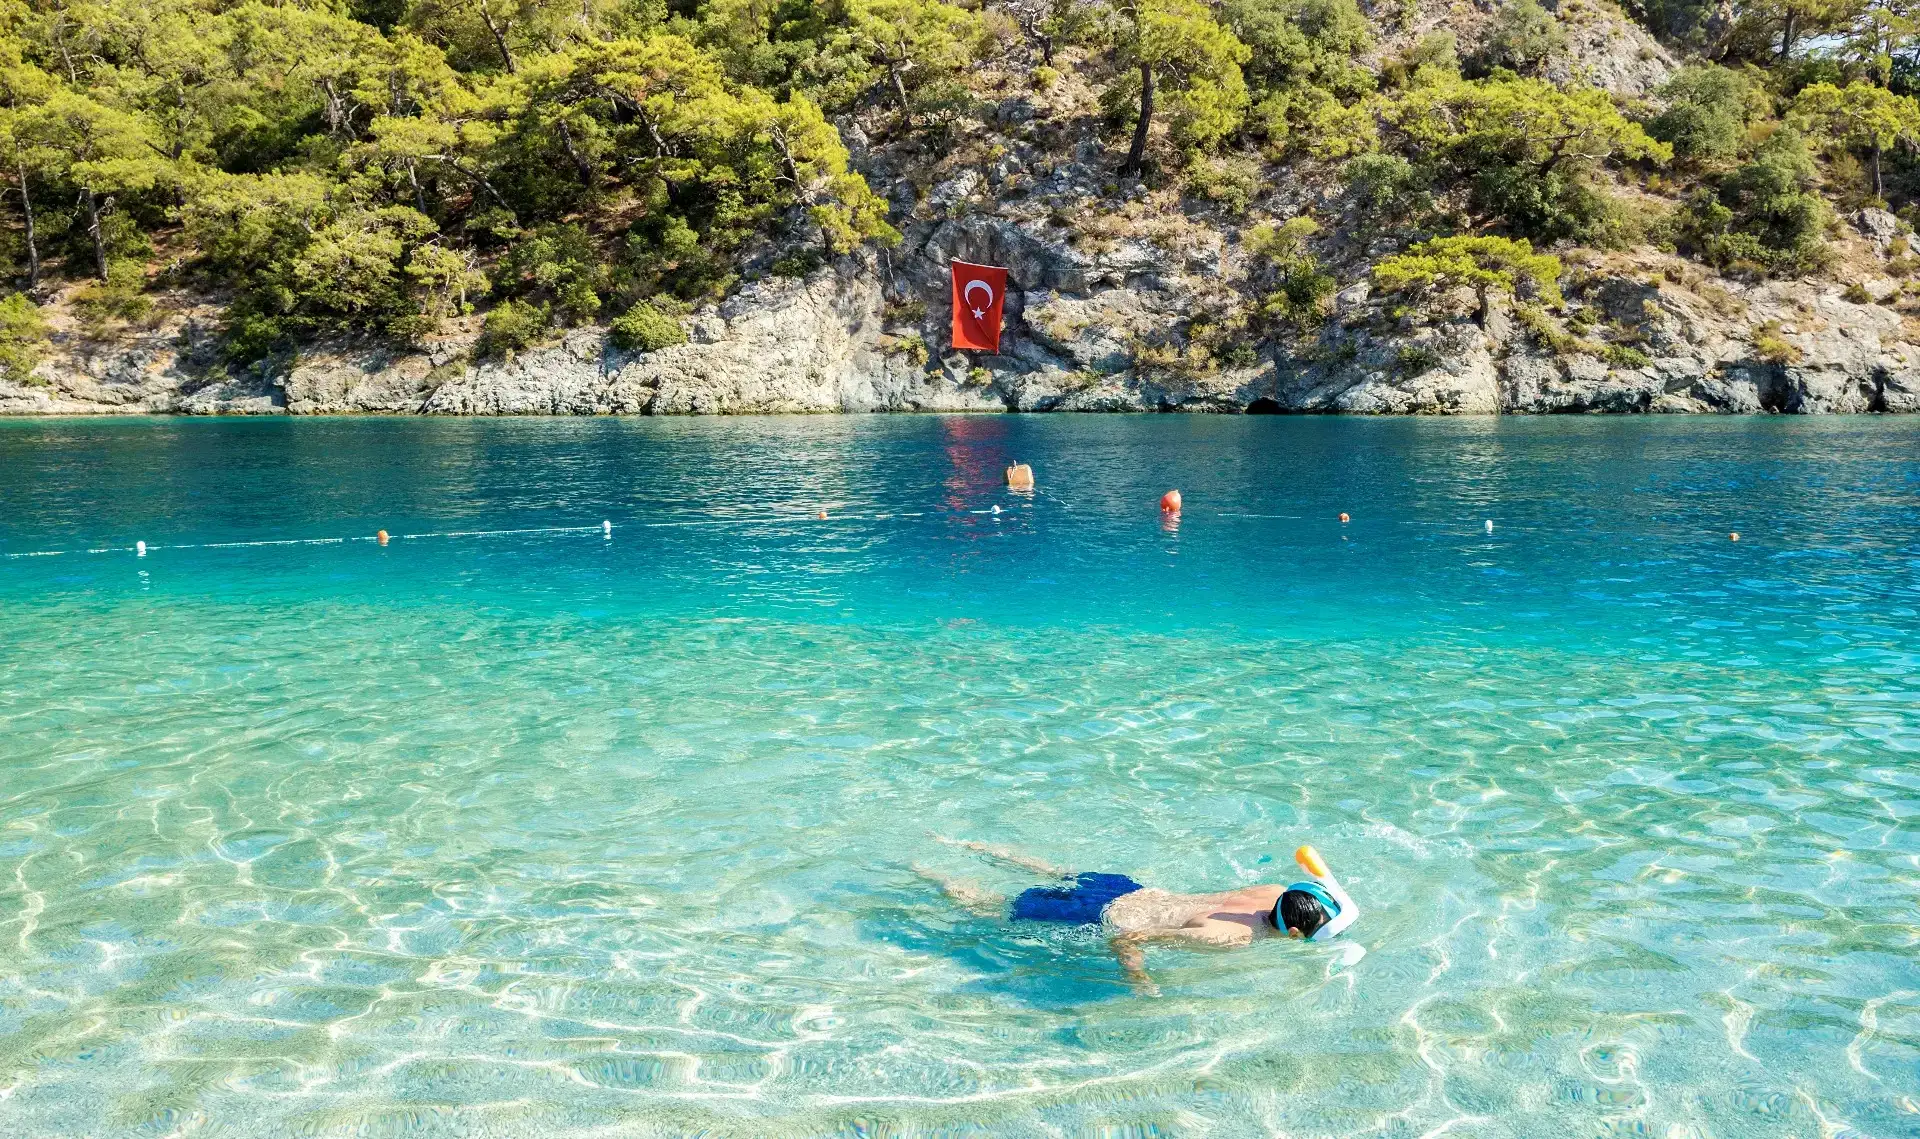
[3, 0, 1920, 369]
[1790, 79, 1920, 196]
[0, 0, 905, 358]
[1372, 235, 1564, 318]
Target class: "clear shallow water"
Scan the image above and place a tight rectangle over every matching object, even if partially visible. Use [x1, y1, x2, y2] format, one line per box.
[1, 414, 1917, 1139]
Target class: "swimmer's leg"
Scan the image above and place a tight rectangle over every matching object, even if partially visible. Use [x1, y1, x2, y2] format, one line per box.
[932, 835, 1072, 879]
[911, 864, 1006, 918]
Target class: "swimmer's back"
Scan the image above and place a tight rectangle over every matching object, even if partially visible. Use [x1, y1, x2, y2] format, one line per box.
[1102, 886, 1280, 934]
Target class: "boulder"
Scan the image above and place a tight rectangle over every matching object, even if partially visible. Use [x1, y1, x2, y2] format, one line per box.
[1853, 208, 1902, 257]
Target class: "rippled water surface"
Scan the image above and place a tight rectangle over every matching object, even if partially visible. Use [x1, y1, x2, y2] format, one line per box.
[2, 415, 1918, 1138]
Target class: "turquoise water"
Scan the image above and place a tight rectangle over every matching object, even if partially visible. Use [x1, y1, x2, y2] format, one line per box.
[1, 415, 1918, 1138]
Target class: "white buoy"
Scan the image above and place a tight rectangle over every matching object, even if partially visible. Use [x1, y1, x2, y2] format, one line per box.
[1485, 520, 1494, 533]
[135, 541, 146, 557]
[991, 505, 1002, 515]
[602, 520, 612, 538]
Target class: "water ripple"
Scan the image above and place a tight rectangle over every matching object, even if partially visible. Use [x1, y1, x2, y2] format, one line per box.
[2, 416, 1919, 1136]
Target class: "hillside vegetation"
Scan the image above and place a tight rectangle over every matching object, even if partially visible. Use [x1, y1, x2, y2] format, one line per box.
[3, 0, 1920, 387]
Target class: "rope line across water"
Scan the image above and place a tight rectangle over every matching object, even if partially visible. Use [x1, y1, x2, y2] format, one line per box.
[1, 506, 1519, 560]
[0, 512, 963, 558]
[0, 523, 612, 559]
[0, 504, 1049, 558]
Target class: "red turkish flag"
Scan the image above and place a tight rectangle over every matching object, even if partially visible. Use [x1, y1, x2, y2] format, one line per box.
[950, 260, 1008, 352]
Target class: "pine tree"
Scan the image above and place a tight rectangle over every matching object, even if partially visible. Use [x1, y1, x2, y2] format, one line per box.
[1110, 0, 1250, 176]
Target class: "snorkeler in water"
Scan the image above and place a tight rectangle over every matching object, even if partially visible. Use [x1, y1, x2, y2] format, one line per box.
[919, 838, 1359, 993]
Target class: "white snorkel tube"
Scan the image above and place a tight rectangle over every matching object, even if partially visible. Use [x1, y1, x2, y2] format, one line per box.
[1290, 845, 1359, 942]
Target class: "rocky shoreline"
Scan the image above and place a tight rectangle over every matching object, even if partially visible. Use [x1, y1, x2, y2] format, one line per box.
[8, 209, 1920, 417]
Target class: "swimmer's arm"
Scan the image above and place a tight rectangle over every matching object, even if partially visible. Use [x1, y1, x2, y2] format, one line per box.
[1109, 925, 1253, 993]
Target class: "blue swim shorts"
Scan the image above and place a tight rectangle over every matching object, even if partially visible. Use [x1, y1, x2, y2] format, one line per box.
[1010, 873, 1143, 924]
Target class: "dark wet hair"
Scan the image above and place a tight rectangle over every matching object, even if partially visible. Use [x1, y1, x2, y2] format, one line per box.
[1278, 888, 1332, 937]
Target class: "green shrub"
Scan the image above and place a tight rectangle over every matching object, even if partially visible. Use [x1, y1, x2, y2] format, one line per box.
[1219, 341, 1259, 367]
[888, 332, 930, 364]
[1471, 163, 1627, 247]
[497, 224, 605, 325]
[1248, 217, 1337, 327]
[187, 184, 476, 358]
[1266, 267, 1337, 325]
[1650, 65, 1764, 167]
[608, 303, 687, 352]
[1245, 216, 1319, 260]
[72, 260, 154, 333]
[1514, 301, 1580, 355]
[1185, 155, 1261, 213]
[1601, 343, 1652, 368]
[0, 293, 50, 383]
[1752, 319, 1801, 364]
[1380, 31, 1458, 89]
[1825, 152, 1875, 211]
[1373, 235, 1564, 314]
[1396, 343, 1443, 373]
[1390, 74, 1670, 245]
[1297, 90, 1380, 159]
[1342, 152, 1433, 229]
[1223, 0, 1372, 97]
[1678, 129, 1830, 275]
[771, 250, 825, 278]
[1471, 0, 1564, 78]
[884, 298, 928, 323]
[481, 299, 549, 358]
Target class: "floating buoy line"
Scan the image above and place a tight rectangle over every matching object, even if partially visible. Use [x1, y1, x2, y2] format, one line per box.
[2, 521, 617, 560]
[0, 496, 1749, 561]
[2, 512, 961, 559]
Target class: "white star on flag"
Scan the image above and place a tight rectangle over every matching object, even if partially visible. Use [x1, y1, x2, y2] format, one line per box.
[971, 307, 985, 318]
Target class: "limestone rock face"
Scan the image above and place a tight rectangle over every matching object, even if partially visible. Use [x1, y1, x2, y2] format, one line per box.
[1023, 289, 1159, 374]
[613, 263, 893, 414]
[10, 222, 1920, 418]
[263, 255, 1003, 417]
[0, 300, 281, 415]
[1853, 209, 1902, 257]
[416, 332, 609, 415]
[283, 345, 455, 414]
[11, 0, 1910, 420]
[1548, 4, 1676, 98]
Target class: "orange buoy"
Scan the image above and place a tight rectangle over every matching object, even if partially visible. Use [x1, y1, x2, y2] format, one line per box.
[817, 510, 828, 520]
[1338, 512, 1349, 524]
[1160, 490, 1182, 513]
[1006, 463, 1034, 491]
[376, 529, 389, 545]
[1730, 531, 1739, 541]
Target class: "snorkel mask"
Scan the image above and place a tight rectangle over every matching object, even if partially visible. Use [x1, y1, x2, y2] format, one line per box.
[1275, 845, 1359, 942]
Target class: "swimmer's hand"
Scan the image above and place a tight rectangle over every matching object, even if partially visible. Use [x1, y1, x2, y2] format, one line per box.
[1109, 926, 1250, 996]
[1109, 934, 1160, 996]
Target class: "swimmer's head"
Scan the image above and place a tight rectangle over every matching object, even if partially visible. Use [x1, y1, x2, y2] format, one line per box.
[1275, 887, 1333, 939]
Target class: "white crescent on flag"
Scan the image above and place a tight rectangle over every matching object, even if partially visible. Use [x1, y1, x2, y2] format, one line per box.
[964, 279, 994, 319]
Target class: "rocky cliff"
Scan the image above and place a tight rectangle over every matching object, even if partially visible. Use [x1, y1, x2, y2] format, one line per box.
[9, 202, 1919, 415]
[8, 0, 1920, 417]
[8, 13, 1920, 421]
